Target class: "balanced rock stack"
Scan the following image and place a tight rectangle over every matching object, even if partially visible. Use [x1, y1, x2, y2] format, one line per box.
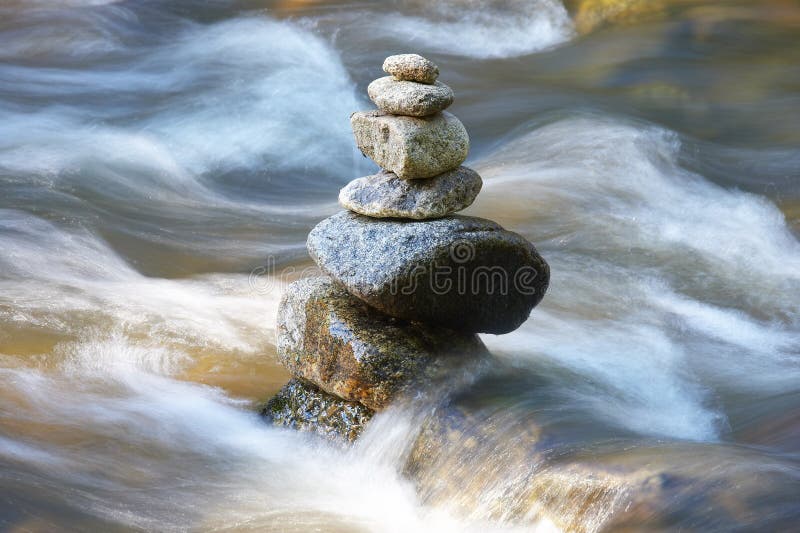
[263, 55, 550, 442]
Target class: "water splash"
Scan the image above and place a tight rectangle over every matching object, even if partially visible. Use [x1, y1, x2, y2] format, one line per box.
[375, 0, 575, 59]
[475, 115, 800, 441]
[301, 0, 574, 60]
[0, 210, 281, 354]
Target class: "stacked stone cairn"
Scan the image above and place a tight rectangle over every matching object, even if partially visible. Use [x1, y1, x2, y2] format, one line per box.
[263, 54, 550, 443]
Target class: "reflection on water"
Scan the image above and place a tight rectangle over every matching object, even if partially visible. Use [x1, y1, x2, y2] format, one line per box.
[1, 0, 799, 531]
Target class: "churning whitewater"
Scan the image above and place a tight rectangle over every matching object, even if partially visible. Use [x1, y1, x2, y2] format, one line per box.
[1, 0, 799, 531]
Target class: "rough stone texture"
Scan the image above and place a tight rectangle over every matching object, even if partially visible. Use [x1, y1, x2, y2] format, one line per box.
[277, 276, 489, 410]
[351, 111, 468, 180]
[383, 53, 439, 84]
[262, 378, 373, 443]
[338, 166, 482, 220]
[307, 211, 550, 334]
[367, 76, 453, 117]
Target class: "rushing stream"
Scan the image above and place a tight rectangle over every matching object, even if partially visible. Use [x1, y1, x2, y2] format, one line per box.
[1, 0, 799, 531]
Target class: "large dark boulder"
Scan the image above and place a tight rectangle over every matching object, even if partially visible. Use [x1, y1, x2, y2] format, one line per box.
[307, 211, 550, 333]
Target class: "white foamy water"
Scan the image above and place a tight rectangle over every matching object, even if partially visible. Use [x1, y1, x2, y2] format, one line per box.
[301, 0, 574, 60]
[1, 12, 360, 179]
[475, 115, 800, 441]
[1, 0, 799, 531]
[367, 0, 573, 59]
[0, 210, 281, 353]
[0, 6, 363, 267]
[2, 331, 545, 533]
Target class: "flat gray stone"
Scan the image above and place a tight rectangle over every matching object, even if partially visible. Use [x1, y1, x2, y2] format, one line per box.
[351, 111, 468, 179]
[263, 378, 373, 444]
[367, 76, 454, 117]
[383, 54, 439, 84]
[307, 212, 550, 334]
[278, 276, 489, 410]
[339, 166, 482, 220]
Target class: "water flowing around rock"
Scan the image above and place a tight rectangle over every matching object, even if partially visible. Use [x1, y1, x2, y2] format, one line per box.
[264, 55, 550, 440]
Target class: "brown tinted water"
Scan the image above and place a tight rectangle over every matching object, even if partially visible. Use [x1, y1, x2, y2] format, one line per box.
[1, 0, 799, 531]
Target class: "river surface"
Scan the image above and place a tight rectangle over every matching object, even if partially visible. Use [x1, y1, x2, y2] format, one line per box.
[1, 1, 799, 531]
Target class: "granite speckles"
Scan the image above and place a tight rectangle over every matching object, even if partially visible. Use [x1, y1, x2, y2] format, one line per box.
[368, 76, 454, 117]
[383, 53, 439, 84]
[307, 211, 550, 334]
[338, 166, 482, 220]
[351, 111, 468, 179]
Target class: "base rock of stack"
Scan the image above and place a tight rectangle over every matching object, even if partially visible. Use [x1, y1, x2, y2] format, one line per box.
[278, 276, 489, 410]
[351, 111, 468, 179]
[263, 378, 373, 443]
[368, 77, 454, 117]
[338, 166, 482, 220]
[307, 211, 550, 334]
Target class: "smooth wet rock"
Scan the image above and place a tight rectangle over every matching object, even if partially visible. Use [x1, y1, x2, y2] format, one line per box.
[574, 0, 668, 33]
[262, 378, 373, 443]
[383, 53, 439, 84]
[307, 211, 550, 334]
[351, 111, 468, 179]
[278, 276, 489, 410]
[400, 367, 646, 529]
[406, 403, 679, 532]
[367, 76, 454, 117]
[400, 366, 800, 531]
[339, 166, 482, 220]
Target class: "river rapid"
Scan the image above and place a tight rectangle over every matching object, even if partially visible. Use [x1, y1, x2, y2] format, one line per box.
[1, 1, 799, 531]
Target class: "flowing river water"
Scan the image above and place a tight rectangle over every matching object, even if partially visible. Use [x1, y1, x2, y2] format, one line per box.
[1, 1, 799, 531]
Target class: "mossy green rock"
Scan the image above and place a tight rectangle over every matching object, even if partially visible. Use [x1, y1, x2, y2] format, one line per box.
[263, 378, 373, 443]
[351, 110, 468, 179]
[307, 212, 550, 334]
[278, 276, 489, 410]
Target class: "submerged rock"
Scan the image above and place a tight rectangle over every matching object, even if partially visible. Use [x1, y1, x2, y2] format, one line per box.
[351, 111, 468, 179]
[383, 53, 439, 84]
[263, 378, 373, 443]
[573, 0, 669, 33]
[277, 276, 489, 410]
[338, 166, 482, 220]
[307, 211, 550, 334]
[406, 404, 676, 532]
[401, 368, 800, 531]
[367, 76, 454, 117]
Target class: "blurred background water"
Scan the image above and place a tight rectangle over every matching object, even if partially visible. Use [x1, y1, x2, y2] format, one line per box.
[1, 0, 799, 531]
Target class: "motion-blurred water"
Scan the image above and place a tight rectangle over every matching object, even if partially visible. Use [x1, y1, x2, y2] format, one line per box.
[1, 0, 799, 531]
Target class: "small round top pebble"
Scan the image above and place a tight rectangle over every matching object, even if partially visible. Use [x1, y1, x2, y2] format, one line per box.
[382, 54, 439, 85]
